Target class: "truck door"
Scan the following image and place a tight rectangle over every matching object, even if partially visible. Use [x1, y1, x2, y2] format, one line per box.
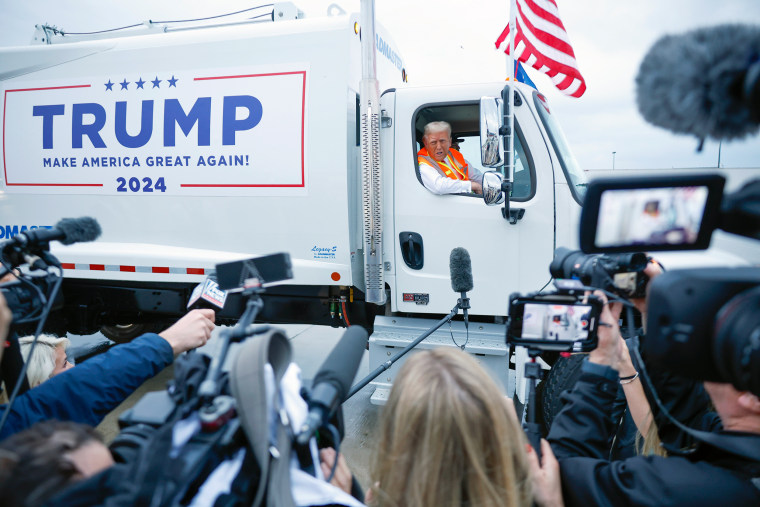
[391, 87, 555, 317]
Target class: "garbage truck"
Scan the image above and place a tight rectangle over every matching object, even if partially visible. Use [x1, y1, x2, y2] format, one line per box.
[0, 1, 592, 403]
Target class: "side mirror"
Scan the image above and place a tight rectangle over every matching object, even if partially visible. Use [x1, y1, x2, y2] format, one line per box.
[480, 96, 503, 167]
[482, 171, 505, 206]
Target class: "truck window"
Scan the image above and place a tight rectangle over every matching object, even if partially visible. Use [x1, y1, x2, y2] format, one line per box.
[533, 91, 587, 205]
[414, 103, 535, 201]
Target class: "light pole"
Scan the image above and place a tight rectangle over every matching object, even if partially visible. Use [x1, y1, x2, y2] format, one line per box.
[612, 151, 616, 170]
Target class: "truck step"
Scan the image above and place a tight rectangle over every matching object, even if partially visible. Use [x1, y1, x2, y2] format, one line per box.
[368, 315, 510, 405]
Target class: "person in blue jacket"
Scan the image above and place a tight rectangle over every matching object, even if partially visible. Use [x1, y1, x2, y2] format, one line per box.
[0, 291, 216, 440]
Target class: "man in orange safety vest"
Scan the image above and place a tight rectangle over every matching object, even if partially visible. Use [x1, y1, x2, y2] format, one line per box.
[417, 121, 483, 195]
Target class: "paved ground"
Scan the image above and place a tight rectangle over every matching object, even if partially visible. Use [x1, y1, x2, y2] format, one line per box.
[81, 324, 379, 490]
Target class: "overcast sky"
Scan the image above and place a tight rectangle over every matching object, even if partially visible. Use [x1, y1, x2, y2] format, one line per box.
[2, 0, 759, 170]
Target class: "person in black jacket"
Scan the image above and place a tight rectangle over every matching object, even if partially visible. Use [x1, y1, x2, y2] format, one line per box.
[547, 290, 760, 506]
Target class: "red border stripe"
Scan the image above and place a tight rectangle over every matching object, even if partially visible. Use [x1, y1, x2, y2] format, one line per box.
[60, 264, 206, 275]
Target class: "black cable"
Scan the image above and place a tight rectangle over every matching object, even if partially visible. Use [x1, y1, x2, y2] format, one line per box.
[0, 256, 48, 324]
[55, 4, 275, 36]
[536, 276, 553, 294]
[0, 271, 62, 436]
[324, 423, 342, 483]
[448, 318, 468, 350]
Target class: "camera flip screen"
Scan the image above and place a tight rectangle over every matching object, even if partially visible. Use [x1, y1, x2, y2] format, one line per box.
[579, 174, 725, 253]
[507, 297, 602, 352]
[597, 186, 708, 248]
[520, 303, 594, 341]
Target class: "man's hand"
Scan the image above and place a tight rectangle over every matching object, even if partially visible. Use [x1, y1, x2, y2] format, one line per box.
[319, 447, 353, 495]
[0, 291, 11, 349]
[0, 271, 17, 284]
[630, 260, 663, 327]
[470, 180, 483, 195]
[588, 291, 626, 371]
[526, 439, 564, 507]
[158, 309, 215, 355]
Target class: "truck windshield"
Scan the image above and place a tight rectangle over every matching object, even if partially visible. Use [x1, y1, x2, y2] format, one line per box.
[533, 91, 587, 205]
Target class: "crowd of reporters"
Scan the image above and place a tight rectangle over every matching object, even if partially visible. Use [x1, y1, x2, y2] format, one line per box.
[2, 250, 758, 507]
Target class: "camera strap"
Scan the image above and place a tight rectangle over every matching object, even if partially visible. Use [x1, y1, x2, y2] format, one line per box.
[631, 344, 760, 463]
[230, 328, 296, 507]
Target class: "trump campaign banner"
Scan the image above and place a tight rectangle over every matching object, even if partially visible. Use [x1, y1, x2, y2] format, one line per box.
[1, 64, 308, 196]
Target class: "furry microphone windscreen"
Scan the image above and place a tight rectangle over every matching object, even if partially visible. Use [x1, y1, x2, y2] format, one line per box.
[636, 23, 760, 142]
[450, 247, 474, 293]
[55, 217, 102, 245]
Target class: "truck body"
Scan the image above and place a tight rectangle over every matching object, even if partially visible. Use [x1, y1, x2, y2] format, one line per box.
[0, 4, 590, 401]
[0, 6, 585, 326]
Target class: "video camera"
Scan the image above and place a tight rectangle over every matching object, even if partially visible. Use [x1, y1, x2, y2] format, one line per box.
[507, 280, 603, 353]
[111, 252, 367, 505]
[579, 173, 760, 396]
[0, 218, 101, 325]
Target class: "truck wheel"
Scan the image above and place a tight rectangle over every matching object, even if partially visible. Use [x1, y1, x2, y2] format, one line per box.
[100, 323, 165, 343]
[535, 354, 585, 435]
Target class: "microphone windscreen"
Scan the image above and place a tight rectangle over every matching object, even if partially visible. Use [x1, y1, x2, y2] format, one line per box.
[56, 217, 102, 245]
[312, 326, 368, 401]
[636, 24, 760, 141]
[450, 247, 473, 293]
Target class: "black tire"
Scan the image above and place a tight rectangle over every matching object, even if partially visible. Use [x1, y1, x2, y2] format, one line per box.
[100, 322, 166, 343]
[535, 354, 585, 436]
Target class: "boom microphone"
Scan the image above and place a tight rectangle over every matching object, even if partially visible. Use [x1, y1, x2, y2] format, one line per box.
[450, 247, 473, 293]
[4, 217, 102, 250]
[296, 325, 368, 445]
[635, 24, 760, 143]
[450, 247, 473, 329]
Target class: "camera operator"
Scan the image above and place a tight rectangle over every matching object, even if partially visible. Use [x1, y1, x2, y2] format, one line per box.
[0, 306, 216, 440]
[546, 289, 760, 506]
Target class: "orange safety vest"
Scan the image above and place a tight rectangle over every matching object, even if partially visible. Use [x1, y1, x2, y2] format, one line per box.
[417, 147, 470, 181]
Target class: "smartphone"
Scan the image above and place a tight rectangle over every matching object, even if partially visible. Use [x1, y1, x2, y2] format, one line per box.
[507, 295, 602, 352]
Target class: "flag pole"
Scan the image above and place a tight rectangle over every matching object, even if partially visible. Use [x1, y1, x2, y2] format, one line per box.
[505, 0, 516, 185]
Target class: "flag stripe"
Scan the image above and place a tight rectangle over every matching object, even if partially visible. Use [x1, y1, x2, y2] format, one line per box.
[516, 13, 578, 70]
[519, 0, 572, 50]
[495, 0, 586, 98]
[516, 1, 574, 60]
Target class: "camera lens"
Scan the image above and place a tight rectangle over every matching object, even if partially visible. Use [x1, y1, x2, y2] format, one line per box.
[549, 247, 585, 280]
[610, 252, 648, 272]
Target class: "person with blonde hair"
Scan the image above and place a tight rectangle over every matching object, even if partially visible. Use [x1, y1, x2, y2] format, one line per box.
[323, 346, 563, 507]
[19, 335, 73, 388]
[369, 347, 532, 506]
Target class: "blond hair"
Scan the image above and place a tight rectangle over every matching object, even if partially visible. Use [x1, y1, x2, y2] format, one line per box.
[18, 335, 70, 388]
[636, 413, 668, 457]
[368, 347, 532, 507]
[423, 121, 452, 139]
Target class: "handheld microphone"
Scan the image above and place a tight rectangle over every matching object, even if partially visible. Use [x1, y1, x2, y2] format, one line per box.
[2, 217, 101, 251]
[187, 272, 227, 312]
[636, 24, 760, 144]
[296, 326, 368, 445]
[450, 247, 473, 328]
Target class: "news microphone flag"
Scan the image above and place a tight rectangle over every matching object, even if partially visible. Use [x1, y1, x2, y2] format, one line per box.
[495, 0, 586, 98]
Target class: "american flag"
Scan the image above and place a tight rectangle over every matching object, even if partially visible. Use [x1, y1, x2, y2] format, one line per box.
[495, 0, 586, 98]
